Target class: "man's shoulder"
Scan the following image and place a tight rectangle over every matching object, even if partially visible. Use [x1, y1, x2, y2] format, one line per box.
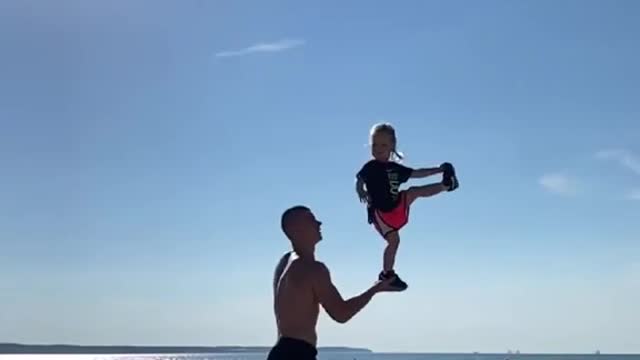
[273, 251, 294, 286]
[296, 257, 326, 270]
[302, 260, 331, 288]
[294, 258, 329, 278]
[280, 254, 326, 272]
[280, 258, 328, 289]
[311, 259, 329, 271]
[275, 251, 293, 267]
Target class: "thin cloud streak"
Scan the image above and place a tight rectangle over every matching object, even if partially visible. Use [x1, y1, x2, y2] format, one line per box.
[215, 39, 305, 58]
[539, 173, 577, 195]
[596, 149, 640, 201]
[596, 149, 640, 176]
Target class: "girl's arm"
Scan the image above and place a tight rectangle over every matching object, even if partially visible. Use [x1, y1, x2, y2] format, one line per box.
[410, 167, 444, 178]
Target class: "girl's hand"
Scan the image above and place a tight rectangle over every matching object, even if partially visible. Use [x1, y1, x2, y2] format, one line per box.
[355, 177, 369, 204]
[357, 189, 370, 204]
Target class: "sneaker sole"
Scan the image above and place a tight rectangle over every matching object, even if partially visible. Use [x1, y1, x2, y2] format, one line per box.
[390, 285, 408, 291]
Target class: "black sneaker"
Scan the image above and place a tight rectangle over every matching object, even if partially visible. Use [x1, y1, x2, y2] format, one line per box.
[379, 270, 408, 291]
[440, 162, 459, 192]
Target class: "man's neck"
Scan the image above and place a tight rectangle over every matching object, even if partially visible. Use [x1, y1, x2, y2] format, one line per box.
[292, 246, 314, 260]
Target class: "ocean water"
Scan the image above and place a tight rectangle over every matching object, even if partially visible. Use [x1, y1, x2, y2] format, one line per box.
[1, 353, 638, 360]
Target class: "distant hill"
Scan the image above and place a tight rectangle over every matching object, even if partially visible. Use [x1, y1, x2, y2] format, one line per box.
[0, 343, 372, 354]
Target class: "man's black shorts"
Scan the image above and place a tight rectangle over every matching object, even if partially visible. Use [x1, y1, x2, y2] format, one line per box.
[266, 336, 317, 360]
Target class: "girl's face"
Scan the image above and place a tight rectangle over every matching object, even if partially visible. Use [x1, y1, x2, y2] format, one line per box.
[371, 131, 394, 162]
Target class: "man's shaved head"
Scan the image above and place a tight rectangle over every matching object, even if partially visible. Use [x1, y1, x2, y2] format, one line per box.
[280, 205, 322, 254]
[281, 205, 311, 240]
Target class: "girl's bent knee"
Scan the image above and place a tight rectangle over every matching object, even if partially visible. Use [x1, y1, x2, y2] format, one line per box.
[384, 231, 400, 246]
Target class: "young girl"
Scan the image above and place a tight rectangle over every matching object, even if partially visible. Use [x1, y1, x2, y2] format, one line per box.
[355, 123, 459, 291]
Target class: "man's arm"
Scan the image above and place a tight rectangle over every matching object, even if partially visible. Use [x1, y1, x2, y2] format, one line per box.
[312, 262, 380, 324]
[410, 167, 444, 178]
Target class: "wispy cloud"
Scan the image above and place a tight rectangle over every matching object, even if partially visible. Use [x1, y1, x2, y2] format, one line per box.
[595, 149, 640, 175]
[596, 149, 640, 201]
[215, 38, 305, 58]
[539, 173, 577, 195]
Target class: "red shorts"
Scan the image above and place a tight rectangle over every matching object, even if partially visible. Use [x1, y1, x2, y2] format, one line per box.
[369, 191, 410, 237]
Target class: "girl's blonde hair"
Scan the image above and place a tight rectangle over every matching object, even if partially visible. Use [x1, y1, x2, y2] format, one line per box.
[370, 122, 404, 162]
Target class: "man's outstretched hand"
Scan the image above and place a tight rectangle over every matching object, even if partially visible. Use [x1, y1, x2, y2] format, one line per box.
[373, 276, 399, 293]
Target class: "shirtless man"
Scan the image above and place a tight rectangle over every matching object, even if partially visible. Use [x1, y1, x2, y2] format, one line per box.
[266, 205, 396, 360]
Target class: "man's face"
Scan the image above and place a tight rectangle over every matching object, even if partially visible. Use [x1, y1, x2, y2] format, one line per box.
[298, 209, 323, 244]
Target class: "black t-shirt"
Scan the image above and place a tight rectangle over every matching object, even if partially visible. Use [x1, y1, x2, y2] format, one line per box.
[356, 159, 414, 211]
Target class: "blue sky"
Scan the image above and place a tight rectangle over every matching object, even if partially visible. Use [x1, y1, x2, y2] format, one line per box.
[1, 0, 639, 354]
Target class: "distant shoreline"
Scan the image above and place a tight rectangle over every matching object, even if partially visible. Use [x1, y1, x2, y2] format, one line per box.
[2, 344, 638, 356]
[0, 343, 372, 355]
